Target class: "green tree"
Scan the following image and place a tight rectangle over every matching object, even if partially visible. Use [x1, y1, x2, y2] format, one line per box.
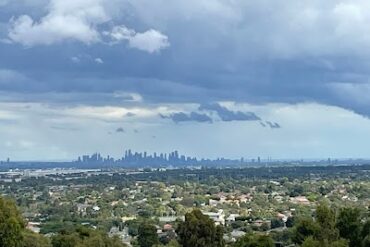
[166, 239, 181, 247]
[233, 234, 274, 247]
[302, 237, 348, 247]
[22, 230, 51, 247]
[336, 207, 362, 247]
[270, 219, 284, 229]
[0, 197, 25, 247]
[176, 209, 224, 247]
[361, 220, 370, 247]
[301, 237, 320, 247]
[137, 223, 159, 247]
[331, 240, 350, 247]
[285, 216, 295, 228]
[51, 233, 80, 247]
[51, 227, 127, 247]
[362, 235, 370, 247]
[291, 218, 320, 245]
[315, 203, 339, 241]
[79, 234, 127, 247]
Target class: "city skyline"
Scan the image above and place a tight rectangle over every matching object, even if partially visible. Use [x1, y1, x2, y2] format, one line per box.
[1, 148, 365, 165]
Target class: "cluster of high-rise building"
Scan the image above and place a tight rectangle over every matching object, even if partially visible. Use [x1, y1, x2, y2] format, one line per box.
[76, 149, 249, 167]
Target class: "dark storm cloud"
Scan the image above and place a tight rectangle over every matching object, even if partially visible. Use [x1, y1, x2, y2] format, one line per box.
[116, 127, 125, 133]
[126, 112, 136, 117]
[160, 112, 212, 123]
[199, 103, 260, 122]
[265, 122, 281, 129]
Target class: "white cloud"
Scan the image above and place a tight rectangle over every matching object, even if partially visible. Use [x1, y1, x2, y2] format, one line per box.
[7, 0, 170, 53]
[71, 56, 103, 64]
[94, 57, 103, 64]
[8, 0, 109, 46]
[5, 0, 370, 56]
[107, 25, 169, 53]
[108, 25, 135, 41]
[71, 56, 81, 63]
[128, 29, 169, 53]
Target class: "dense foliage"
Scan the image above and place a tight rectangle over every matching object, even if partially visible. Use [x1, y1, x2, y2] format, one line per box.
[0, 165, 369, 247]
[0, 197, 25, 247]
[177, 209, 224, 247]
[51, 226, 126, 247]
[291, 203, 370, 247]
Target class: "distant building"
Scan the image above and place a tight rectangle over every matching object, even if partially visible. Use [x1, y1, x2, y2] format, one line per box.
[203, 209, 225, 225]
[290, 196, 310, 205]
[226, 214, 240, 223]
[159, 216, 184, 222]
[26, 222, 41, 233]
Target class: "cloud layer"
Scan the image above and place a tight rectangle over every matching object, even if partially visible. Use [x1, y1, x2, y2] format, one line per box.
[199, 103, 261, 122]
[160, 112, 212, 123]
[8, 0, 108, 45]
[106, 25, 169, 53]
[7, 0, 169, 53]
[2, 0, 370, 117]
[1, 1, 370, 159]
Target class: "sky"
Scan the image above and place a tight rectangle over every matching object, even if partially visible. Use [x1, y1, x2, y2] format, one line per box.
[1, 0, 370, 161]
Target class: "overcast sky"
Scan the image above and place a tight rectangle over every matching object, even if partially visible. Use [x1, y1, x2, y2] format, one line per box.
[1, 0, 370, 161]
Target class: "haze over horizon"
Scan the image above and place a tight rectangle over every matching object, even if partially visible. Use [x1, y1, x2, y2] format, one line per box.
[2, 0, 370, 160]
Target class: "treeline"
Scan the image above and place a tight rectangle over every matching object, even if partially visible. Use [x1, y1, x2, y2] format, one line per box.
[5, 164, 369, 191]
[1, 195, 370, 247]
[291, 203, 370, 247]
[128, 205, 370, 247]
[0, 197, 127, 247]
[124, 165, 370, 182]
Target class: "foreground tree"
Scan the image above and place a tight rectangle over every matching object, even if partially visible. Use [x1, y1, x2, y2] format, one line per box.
[293, 203, 350, 246]
[361, 220, 370, 247]
[232, 234, 274, 247]
[22, 230, 51, 247]
[0, 197, 25, 247]
[51, 226, 127, 247]
[336, 207, 362, 247]
[315, 203, 339, 242]
[177, 209, 224, 247]
[291, 218, 320, 245]
[137, 223, 159, 247]
[301, 237, 347, 247]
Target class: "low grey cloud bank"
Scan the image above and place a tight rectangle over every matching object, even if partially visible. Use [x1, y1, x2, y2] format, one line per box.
[160, 112, 212, 124]
[159, 103, 266, 125]
[125, 112, 136, 117]
[116, 127, 124, 133]
[199, 103, 261, 122]
[265, 122, 281, 129]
